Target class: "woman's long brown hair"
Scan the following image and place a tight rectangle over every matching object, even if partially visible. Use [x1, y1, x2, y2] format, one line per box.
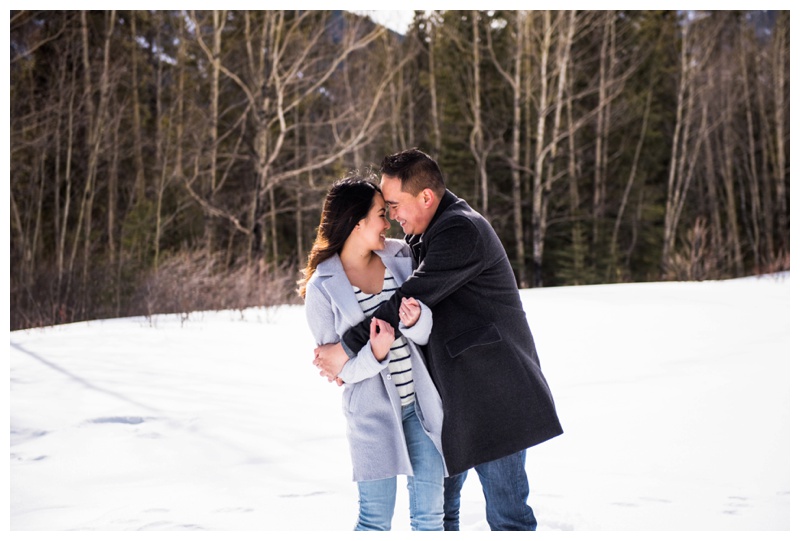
[297, 175, 381, 298]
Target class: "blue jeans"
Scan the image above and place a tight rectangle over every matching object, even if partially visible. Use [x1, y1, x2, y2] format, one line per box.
[354, 403, 445, 531]
[443, 450, 537, 531]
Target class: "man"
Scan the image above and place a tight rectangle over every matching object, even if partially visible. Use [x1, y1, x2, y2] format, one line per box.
[314, 148, 562, 530]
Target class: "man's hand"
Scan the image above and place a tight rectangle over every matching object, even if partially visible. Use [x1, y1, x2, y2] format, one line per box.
[314, 342, 348, 385]
[399, 297, 421, 327]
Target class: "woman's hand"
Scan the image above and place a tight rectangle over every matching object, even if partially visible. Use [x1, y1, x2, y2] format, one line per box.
[313, 343, 347, 385]
[369, 317, 395, 360]
[399, 297, 421, 327]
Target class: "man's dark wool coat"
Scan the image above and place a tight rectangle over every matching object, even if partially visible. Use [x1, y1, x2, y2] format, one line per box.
[342, 190, 563, 476]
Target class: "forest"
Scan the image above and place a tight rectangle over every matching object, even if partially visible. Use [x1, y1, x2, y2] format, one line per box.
[9, 10, 790, 330]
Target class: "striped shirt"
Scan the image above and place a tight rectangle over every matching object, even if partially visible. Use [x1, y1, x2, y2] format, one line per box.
[352, 270, 416, 406]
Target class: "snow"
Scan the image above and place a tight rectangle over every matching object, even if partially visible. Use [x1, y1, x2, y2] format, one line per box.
[8, 273, 791, 532]
[354, 11, 415, 35]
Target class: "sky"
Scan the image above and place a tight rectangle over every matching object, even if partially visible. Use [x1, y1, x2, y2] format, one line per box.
[9, 273, 791, 533]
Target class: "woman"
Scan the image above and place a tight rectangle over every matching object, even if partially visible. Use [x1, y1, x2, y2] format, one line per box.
[298, 175, 446, 531]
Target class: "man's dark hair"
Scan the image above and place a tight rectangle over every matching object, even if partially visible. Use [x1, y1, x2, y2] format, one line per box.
[380, 148, 445, 198]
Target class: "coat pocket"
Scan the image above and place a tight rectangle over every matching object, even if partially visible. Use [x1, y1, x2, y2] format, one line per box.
[445, 323, 502, 358]
[343, 383, 362, 414]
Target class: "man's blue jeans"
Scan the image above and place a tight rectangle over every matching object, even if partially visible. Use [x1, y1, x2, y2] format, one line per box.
[443, 450, 537, 531]
[354, 403, 445, 530]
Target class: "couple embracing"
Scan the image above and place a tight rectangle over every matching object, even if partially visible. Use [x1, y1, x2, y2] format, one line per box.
[298, 148, 562, 531]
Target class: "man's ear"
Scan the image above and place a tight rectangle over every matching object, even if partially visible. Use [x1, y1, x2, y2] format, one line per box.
[420, 188, 436, 208]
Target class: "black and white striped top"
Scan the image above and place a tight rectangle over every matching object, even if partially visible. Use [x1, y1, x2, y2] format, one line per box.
[352, 269, 415, 406]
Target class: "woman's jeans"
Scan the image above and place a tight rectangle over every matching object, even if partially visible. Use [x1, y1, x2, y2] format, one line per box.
[354, 403, 445, 531]
[444, 450, 537, 531]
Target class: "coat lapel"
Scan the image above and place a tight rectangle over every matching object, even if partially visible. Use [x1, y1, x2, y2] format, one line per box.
[382, 252, 412, 285]
[377, 239, 413, 285]
[317, 255, 366, 329]
[404, 190, 458, 266]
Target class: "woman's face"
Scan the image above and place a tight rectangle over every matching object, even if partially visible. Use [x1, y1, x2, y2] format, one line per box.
[354, 192, 390, 251]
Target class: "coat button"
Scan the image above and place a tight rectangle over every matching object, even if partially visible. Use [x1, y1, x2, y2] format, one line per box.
[386, 374, 392, 380]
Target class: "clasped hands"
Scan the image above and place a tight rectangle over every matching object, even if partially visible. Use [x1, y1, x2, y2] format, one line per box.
[313, 297, 421, 386]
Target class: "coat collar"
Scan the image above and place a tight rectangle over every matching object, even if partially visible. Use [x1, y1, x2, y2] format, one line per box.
[314, 239, 413, 328]
[404, 189, 459, 247]
[315, 239, 406, 277]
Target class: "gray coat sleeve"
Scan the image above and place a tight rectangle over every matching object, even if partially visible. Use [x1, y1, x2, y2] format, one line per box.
[398, 300, 433, 345]
[304, 280, 390, 384]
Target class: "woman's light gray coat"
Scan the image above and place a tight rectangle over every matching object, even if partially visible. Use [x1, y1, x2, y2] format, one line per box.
[304, 239, 446, 482]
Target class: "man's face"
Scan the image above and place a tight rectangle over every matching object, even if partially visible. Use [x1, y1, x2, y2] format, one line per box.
[380, 175, 431, 236]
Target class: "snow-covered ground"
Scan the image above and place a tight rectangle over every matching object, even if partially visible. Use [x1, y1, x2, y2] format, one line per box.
[9, 274, 791, 531]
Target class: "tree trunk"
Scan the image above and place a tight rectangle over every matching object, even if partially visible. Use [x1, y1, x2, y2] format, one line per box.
[69, 11, 114, 309]
[566, 78, 584, 284]
[662, 15, 720, 271]
[511, 12, 526, 287]
[487, 10, 527, 286]
[610, 88, 652, 280]
[531, 11, 552, 288]
[702, 121, 724, 270]
[192, 9, 226, 256]
[469, 11, 489, 218]
[108, 103, 120, 266]
[540, 10, 576, 281]
[130, 12, 146, 203]
[153, 10, 168, 269]
[771, 12, 788, 252]
[719, 101, 744, 275]
[661, 22, 690, 270]
[428, 18, 442, 157]
[738, 21, 763, 269]
[592, 12, 611, 250]
[60, 66, 77, 298]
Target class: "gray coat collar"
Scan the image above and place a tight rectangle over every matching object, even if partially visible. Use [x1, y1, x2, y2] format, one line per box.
[315, 239, 412, 329]
[315, 238, 406, 276]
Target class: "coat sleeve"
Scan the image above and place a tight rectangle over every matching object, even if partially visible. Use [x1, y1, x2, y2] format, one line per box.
[398, 300, 432, 345]
[341, 216, 484, 353]
[399, 216, 484, 308]
[305, 280, 390, 384]
[391, 241, 433, 345]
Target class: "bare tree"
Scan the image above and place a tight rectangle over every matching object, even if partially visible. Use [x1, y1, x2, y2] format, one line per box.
[487, 10, 528, 286]
[427, 12, 443, 157]
[130, 12, 146, 203]
[470, 11, 493, 218]
[592, 11, 613, 249]
[770, 12, 789, 253]
[738, 17, 765, 268]
[661, 12, 722, 271]
[9, 10, 789, 329]
[609, 87, 652, 278]
[528, 10, 583, 287]
[188, 10, 403, 263]
[66, 10, 116, 312]
[529, 10, 554, 287]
